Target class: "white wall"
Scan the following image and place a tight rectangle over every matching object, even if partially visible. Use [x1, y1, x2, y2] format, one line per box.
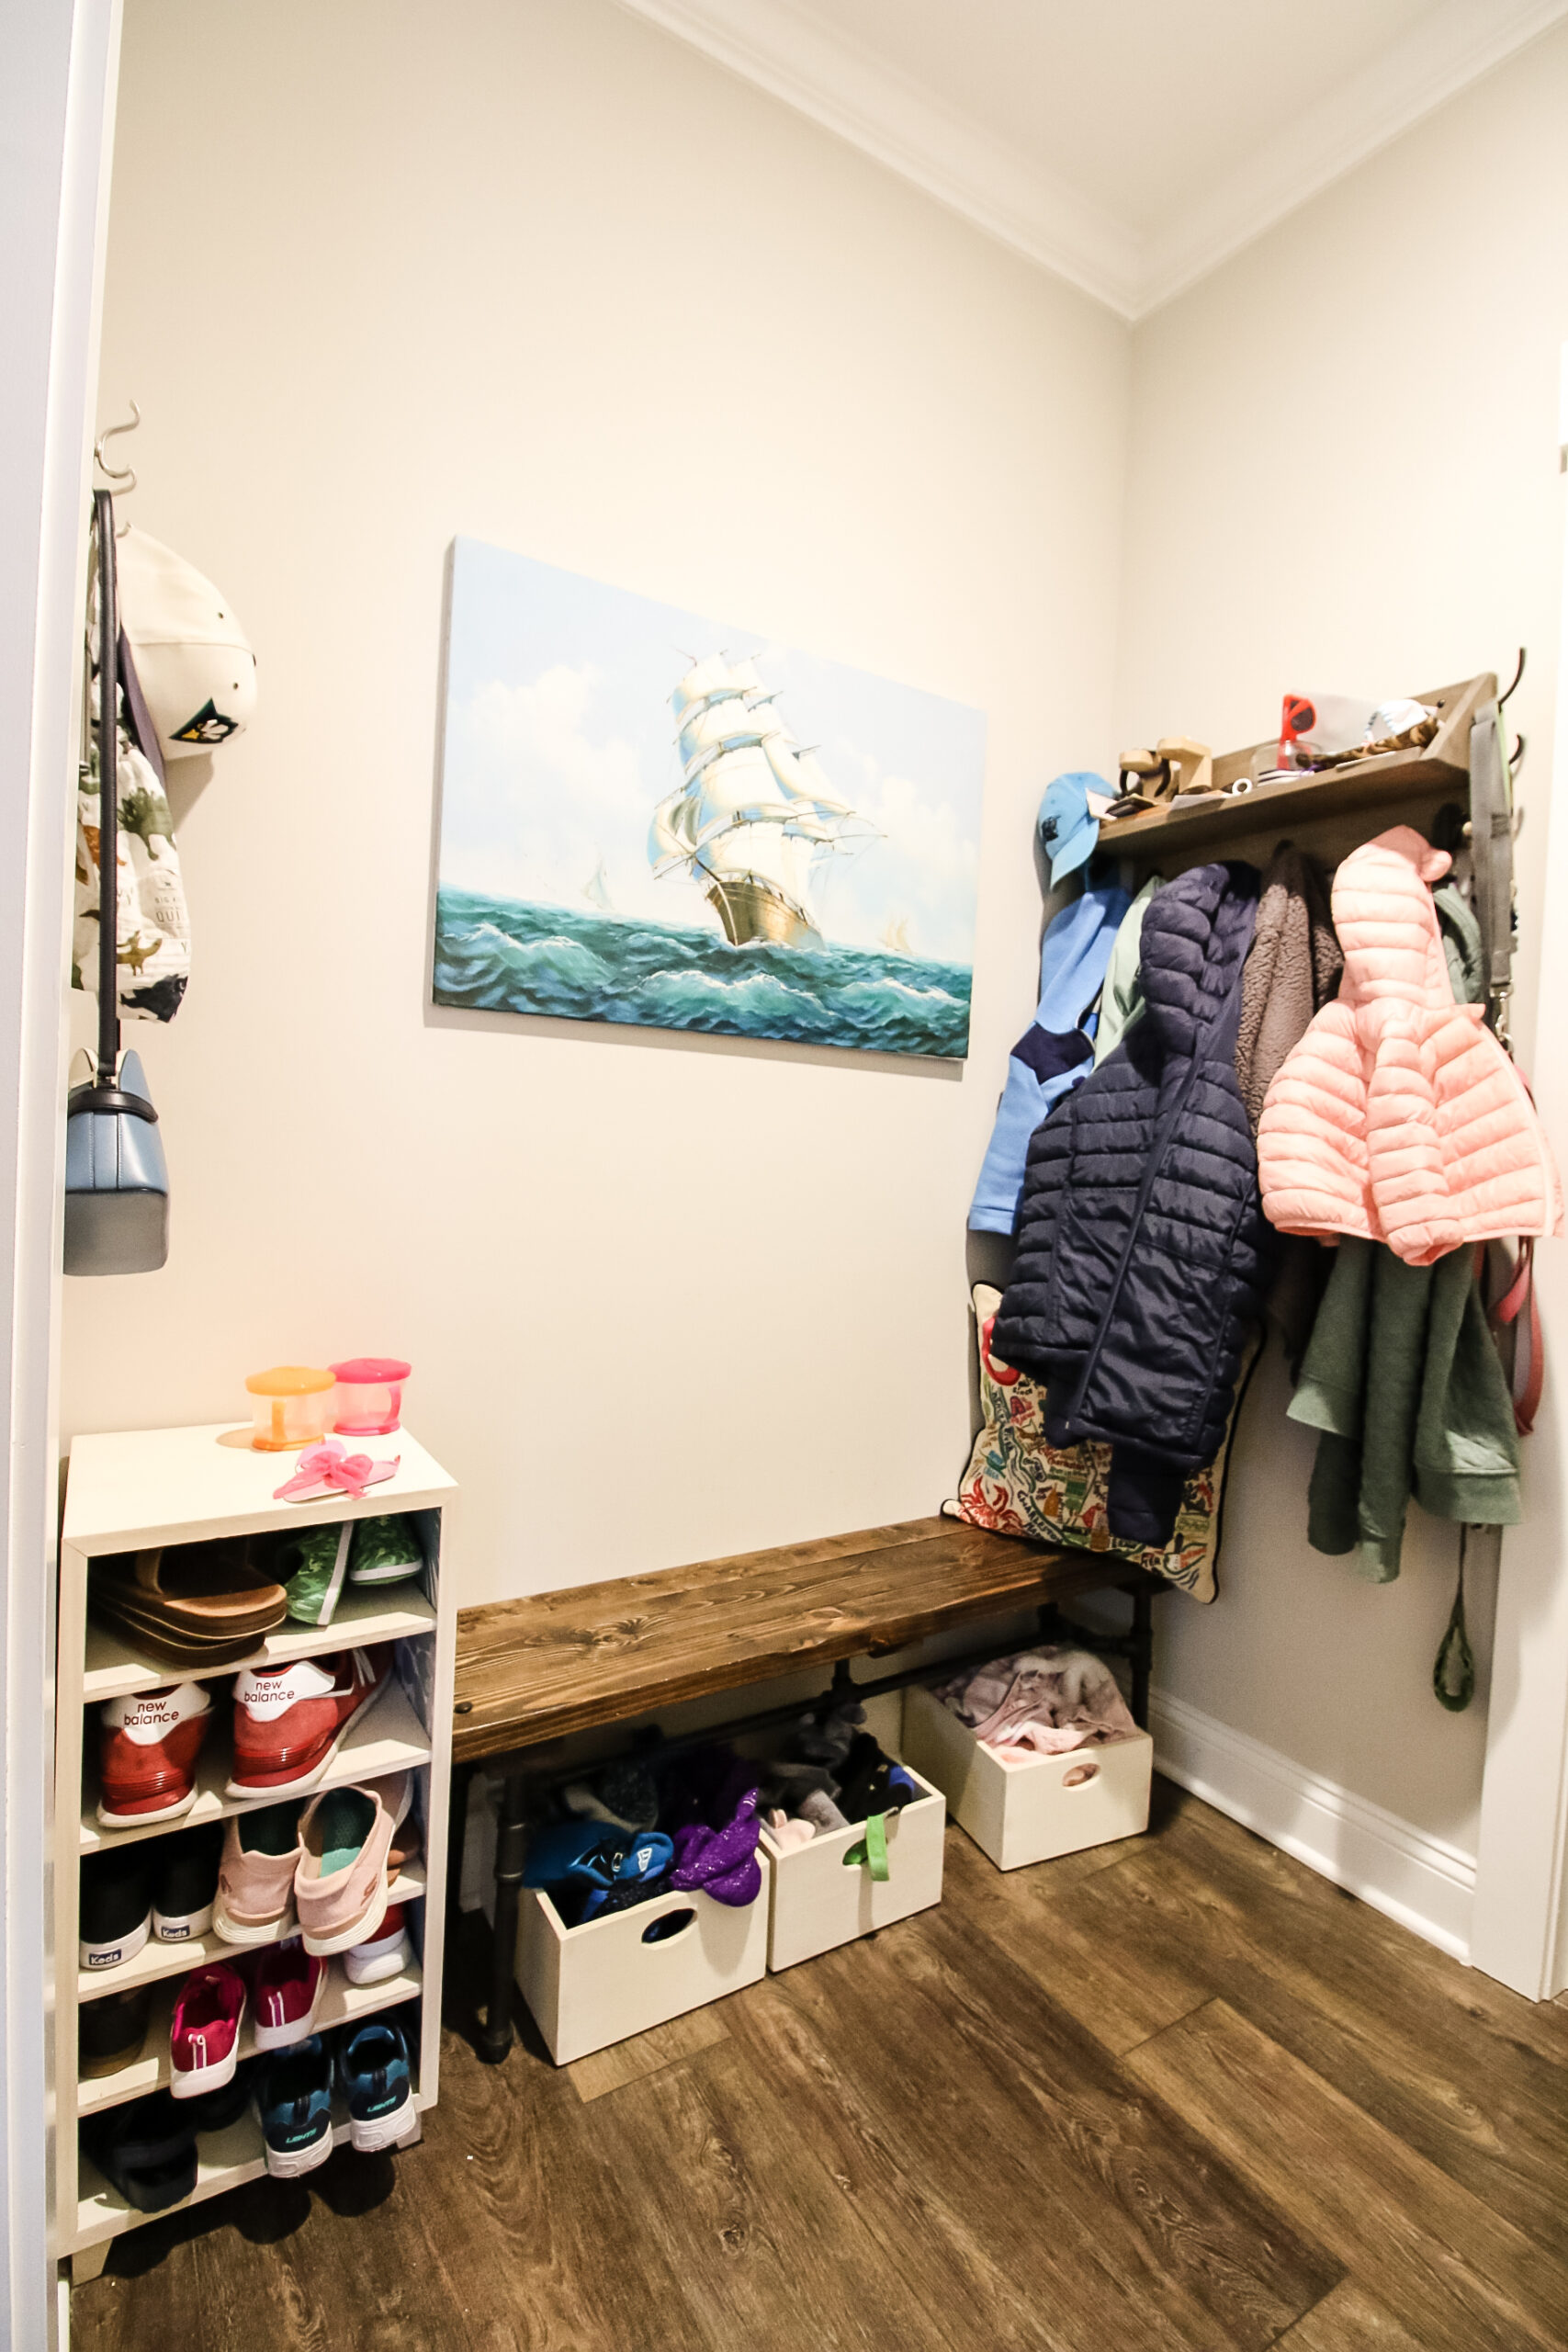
[4, 5, 122, 2335]
[1119, 24, 1568, 1875]
[68, 0, 1129, 1605]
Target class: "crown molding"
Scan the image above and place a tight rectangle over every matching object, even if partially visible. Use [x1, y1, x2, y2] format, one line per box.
[1140, 0, 1568, 314]
[616, 0, 1568, 322]
[613, 0, 1143, 314]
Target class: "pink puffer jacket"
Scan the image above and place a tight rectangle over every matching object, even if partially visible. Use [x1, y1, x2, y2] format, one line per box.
[1258, 827, 1562, 1265]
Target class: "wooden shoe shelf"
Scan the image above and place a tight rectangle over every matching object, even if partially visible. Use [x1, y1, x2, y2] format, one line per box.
[55, 1422, 457, 2287]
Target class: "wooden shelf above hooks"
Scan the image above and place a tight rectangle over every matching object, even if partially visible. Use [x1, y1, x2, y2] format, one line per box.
[1103, 673, 1495, 864]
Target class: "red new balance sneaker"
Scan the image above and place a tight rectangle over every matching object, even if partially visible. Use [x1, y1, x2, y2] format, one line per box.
[225, 1646, 393, 1801]
[96, 1683, 214, 1828]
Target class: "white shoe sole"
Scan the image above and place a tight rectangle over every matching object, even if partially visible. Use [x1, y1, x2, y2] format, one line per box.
[344, 1931, 413, 1986]
[80, 1915, 152, 1972]
[251, 1973, 326, 2052]
[153, 1902, 214, 1943]
[170, 2045, 240, 2098]
[210, 1905, 296, 1949]
[348, 2095, 418, 2154]
[302, 1878, 387, 1959]
[222, 1671, 392, 1804]
[262, 2122, 334, 2179]
[96, 1788, 197, 1829]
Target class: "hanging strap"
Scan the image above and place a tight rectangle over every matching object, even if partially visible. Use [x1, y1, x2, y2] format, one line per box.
[1468, 697, 1515, 1049]
[844, 1813, 890, 1881]
[93, 489, 120, 1083]
[1433, 1527, 1477, 1713]
[1488, 1238, 1544, 1435]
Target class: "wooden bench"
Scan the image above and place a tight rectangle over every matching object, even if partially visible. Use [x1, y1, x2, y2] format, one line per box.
[451, 1516, 1161, 2059]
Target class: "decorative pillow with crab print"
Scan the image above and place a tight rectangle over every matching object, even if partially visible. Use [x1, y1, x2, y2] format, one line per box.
[945, 1285, 1230, 1603]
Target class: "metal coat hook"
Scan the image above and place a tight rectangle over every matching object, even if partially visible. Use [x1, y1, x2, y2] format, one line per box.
[1498, 646, 1526, 707]
[93, 401, 141, 514]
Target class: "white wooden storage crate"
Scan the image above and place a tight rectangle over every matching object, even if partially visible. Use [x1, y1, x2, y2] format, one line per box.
[516, 1878, 769, 2065]
[759, 1767, 945, 1971]
[901, 1682, 1152, 1871]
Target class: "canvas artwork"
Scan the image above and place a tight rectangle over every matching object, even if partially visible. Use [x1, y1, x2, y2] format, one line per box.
[432, 540, 986, 1057]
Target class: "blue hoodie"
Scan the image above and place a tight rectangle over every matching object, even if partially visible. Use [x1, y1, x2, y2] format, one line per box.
[968, 879, 1130, 1236]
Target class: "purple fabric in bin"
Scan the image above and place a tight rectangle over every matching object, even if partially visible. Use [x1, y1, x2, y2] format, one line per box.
[671, 1789, 762, 1905]
[661, 1747, 763, 1907]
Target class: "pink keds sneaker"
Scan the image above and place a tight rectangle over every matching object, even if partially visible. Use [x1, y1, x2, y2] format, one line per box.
[211, 1801, 303, 1946]
[295, 1774, 412, 1958]
[225, 1646, 393, 1801]
[96, 1682, 213, 1827]
[169, 1962, 247, 2098]
[251, 1938, 329, 2051]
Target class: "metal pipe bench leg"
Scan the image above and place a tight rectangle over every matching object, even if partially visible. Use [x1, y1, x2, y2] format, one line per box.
[481, 1767, 529, 2064]
[1129, 1582, 1154, 1730]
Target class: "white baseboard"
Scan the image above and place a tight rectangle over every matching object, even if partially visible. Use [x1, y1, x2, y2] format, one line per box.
[1150, 1689, 1476, 1963]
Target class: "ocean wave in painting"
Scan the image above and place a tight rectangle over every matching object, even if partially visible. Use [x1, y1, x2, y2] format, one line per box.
[434, 888, 972, 1058]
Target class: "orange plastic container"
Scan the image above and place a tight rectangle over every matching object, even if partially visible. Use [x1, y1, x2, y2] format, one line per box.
[245, 1365, 336, 1452]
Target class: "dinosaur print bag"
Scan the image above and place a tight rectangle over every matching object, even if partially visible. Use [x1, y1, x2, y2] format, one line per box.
[73, 729, 189, 1023]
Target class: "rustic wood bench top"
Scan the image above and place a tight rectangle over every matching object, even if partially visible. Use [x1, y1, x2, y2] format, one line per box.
[452, 1516, 1144, 1762]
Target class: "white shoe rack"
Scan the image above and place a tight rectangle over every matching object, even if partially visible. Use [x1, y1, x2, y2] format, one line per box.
[54, 1422, 457, 2286]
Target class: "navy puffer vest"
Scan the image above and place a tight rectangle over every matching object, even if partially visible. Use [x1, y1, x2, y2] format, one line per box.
[992, 862, 1271, 1544]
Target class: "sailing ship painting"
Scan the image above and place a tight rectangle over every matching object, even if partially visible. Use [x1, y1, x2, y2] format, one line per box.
[432, 540, 985, 1057]
[650, 654, 874, 952]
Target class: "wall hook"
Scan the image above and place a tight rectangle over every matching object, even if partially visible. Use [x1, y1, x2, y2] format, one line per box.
[93, 401, 141, 495]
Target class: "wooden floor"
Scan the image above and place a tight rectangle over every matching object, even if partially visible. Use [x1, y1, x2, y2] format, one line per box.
[73, 1779, 1568, 2352]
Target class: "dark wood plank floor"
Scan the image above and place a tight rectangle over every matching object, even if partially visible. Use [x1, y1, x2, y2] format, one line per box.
[73, 1780, 1568, 2352]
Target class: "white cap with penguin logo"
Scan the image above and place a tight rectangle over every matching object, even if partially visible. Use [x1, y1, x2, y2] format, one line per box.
[115, 526, 256, 762]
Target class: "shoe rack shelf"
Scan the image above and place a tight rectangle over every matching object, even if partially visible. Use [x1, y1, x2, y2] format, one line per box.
[76, 1860, 429, 2001]
[76, 2110, 381, 2250]
[83, 1579, 438, 1702]
[76, 1679, 432, 1853]
[55, 1422, 457, 2284]
[78, 1960, 424, 2116]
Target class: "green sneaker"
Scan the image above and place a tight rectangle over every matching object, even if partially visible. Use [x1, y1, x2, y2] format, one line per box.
[277, 1524, 352, 1626]
[347, 1514, 424, 1588]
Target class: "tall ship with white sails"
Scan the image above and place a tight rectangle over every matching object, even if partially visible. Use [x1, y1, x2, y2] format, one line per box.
[648, 656, 872, 950]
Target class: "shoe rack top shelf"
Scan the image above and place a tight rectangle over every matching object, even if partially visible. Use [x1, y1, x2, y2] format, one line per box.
[82, 1579, 439, 1702]
[77, 1860, 428, 2000]
[79, 1680, 431, 1854]
[62, 1421, 457, 1555]
[1101, 673, 1490, 866]
[77, 1960, 423, 2117]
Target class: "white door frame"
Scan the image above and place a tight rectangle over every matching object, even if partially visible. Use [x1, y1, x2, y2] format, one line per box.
[0, 1, 122, 2339]
[1471, 370, 1568, 2001]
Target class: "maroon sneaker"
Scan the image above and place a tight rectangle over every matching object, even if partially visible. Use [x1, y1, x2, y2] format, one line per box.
[97, 1683, 214, 1828]
[169, 1962, 246, 2098]
[225, 1647, 393, 1801]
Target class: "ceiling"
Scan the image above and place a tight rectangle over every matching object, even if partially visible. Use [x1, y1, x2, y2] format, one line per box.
[617, 0, 1568, 316]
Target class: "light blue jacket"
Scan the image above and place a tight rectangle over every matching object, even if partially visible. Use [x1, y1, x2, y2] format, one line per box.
[968, 881, 1130, 1236]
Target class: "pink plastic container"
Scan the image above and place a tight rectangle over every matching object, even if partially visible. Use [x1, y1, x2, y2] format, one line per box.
[330, 1357, 412, 1437]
